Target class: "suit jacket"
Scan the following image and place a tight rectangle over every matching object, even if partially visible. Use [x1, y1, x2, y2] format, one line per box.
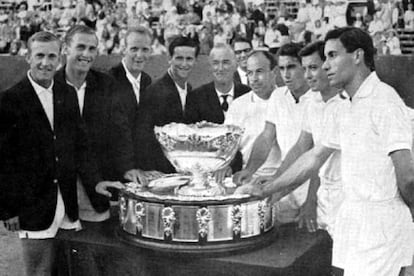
[55, 68, 132, 211]
[185, 81, 250, 124]
[0, 76, 101, 230]
[185, 81, 250, 173]
[233, 71, 242, 84]
[140, 73, 193, 173]
[108, 64, 153, 171]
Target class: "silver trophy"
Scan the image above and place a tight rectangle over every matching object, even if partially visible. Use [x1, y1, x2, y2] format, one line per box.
[154, 121, 243, 196]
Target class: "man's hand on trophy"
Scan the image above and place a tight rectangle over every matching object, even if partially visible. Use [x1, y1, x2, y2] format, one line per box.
[96, 181, 125, 198]
[144, 170, 165, 181]
[233, 169, 253, 186]
[124, 169, 149, 186]
[250, 175, 275, 186]
[213, 166, 232, 184]
[234, 182, 265, 197]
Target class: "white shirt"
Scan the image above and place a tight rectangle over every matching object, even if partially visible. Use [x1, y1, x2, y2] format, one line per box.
[216, 84, 234, 114]
[322, 72, 414, 274]
[225, 90, 281, 176]
[266, 87, 315, 160]
[237, 67, 248, 86]
[168, 69, 188, 111]
[19, 72, 81, 239]
[302, 93, 343, 182]
[66, 79, 86, 115]
[122, 59, 141, 105]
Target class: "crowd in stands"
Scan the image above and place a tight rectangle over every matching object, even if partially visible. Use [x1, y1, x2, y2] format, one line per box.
[0, 0, 413, 56]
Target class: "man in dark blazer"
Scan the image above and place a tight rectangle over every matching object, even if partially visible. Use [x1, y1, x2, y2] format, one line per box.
[186, 43, 250, 124]
[186, 43, 250, 181]
[55, 25, 132, 221]
[232, 37, 252, 87]
[138, 36, 200, 174]
[108, 26, 160, 185]
[0, 31, 118, 276]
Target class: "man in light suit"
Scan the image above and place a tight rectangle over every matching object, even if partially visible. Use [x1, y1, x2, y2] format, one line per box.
[140, 36, 200, 174]
[0, 31, 118, 276]
[185, 43, 250, 124]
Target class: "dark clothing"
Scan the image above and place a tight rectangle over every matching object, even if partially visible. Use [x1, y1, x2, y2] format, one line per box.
[140, 73, 193, 173]
[234, 71, 242, 85]
[55, 68, 132, 212]
[0, 76, 101, 230]
[185, 81, 250, 124]
[185, 81, 250, 173]
[108, 64, 154, 171]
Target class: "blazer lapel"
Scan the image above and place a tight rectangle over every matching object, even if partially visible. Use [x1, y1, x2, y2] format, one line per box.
[21, 78, 54, 134]
[165, 73, 185, 118]
[207, 82, 225, 123]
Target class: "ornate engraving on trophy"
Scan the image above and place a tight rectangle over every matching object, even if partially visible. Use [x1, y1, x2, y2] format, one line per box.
[161, 207, 176, 238]
[231, 205, 242, 237]
[134, 202, 145, 233]
[196, 207, 211, 239]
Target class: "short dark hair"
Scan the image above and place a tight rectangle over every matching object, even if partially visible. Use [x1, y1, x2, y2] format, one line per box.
[231, 37, 252, 49]
[324, 27, 375, 71]
[276, 42, 303, 63]
[247, 50, 277, 70]
[124, 26, 153, 47]
[168, 36, 200, 57]
[64, 25, 97, 46]
[28, 31, 61, 55]
[299, 40, 325, 61]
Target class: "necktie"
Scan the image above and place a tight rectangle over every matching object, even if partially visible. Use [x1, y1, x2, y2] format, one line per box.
[221, 95, 229, 112]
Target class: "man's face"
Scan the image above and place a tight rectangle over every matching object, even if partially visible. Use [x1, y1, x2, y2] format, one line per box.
[323, 39, 356, 89]
[234, 41, 252, 70]
[302, 52, 330, 92]
[26, 40, 61, 88]
[278, 55, 306, 93]
[124, 32, 151, 75]
[209, 48, 237, 85]
[246, 53, 275, 98]
[64, 33, 98, 74]
[169, 46, 197, 81]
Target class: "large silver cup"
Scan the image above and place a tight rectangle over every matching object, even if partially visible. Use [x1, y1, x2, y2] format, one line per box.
[154, 122, 243, 196]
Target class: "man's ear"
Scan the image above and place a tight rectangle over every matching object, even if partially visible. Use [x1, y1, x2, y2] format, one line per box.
[354, 48, 365, 65]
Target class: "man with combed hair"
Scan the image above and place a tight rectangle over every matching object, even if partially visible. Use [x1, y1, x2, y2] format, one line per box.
[139, 36, 200, 174]
[55, 25, 130, 221]
[268, 41, 344, 234]
[233, 43, 313, 223]
[108, 26, 162, 186]
[0, 31, 113, 275]
[225, 50, 281, 179]
[237, 27, 414, 276]
[232, 37, 252, 86]
[185, 43, 250, 181]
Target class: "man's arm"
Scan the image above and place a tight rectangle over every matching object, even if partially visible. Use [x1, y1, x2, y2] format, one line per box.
[233, 122, 276, 184]
[390, 149, 414, 208]
[275, 130, 314, 178]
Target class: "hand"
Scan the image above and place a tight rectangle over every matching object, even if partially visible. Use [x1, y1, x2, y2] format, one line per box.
[3, 216, 20, 232]
[234, 182, 265, 197]
[96, 181, 125, 198]
[213, 166, 232, 184]
[233, 169, 254, 186]
[144, 170, 164, 181]
[124, 169, 149, 186]
[250, 175, 275, 186]
[297, 199, 318, 232]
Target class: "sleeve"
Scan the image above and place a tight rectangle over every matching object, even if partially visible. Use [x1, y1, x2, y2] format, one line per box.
[374, 98, 412, 154]
[0, 92, 23, 220]
[265, 93, 278, 127]
[321, 101, 341, 150]
[301, 101, 312, 133]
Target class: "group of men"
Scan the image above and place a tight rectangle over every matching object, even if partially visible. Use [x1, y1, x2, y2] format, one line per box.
[0, 23, 413, 276]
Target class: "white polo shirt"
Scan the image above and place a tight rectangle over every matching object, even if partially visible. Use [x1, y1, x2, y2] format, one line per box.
[225, 90, 281, 176]
[302, 93, 343, 183]
[322, 72, 414, 275]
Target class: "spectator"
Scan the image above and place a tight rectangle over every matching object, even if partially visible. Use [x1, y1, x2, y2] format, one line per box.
[404, 3, 414, 29]
[152, 36, 168, 55]
[264, 21, 282, 54]
[387, 29, 402, 55]
[368, 12, 385, 35]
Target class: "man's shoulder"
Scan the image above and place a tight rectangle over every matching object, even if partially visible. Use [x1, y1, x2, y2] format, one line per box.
[192, 82, 214, 94]
[231, 90, 252, 106]
[2, 77, 31, 99]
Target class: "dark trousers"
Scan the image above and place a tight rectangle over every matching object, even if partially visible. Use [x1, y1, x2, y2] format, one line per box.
[21, 238, 57, 276]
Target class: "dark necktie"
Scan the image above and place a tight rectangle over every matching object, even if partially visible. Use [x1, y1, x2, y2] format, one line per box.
[221, 95, 229, 112]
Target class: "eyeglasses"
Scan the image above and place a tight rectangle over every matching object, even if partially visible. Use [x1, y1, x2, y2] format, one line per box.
[234, 48, 251, 55]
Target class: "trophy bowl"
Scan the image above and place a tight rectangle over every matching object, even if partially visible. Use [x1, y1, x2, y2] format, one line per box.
[154, 121, 244, 197]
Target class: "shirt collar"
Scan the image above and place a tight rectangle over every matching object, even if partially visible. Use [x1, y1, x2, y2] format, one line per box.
[66, 78, 87, 91]
[168, 68, 187, 91]
[122, 59, 142, 82]
[351, 71, 378, 100]
[27, 70, 53, 95]
[215, 83, 235, 98]
[283, 86, 313, 103]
